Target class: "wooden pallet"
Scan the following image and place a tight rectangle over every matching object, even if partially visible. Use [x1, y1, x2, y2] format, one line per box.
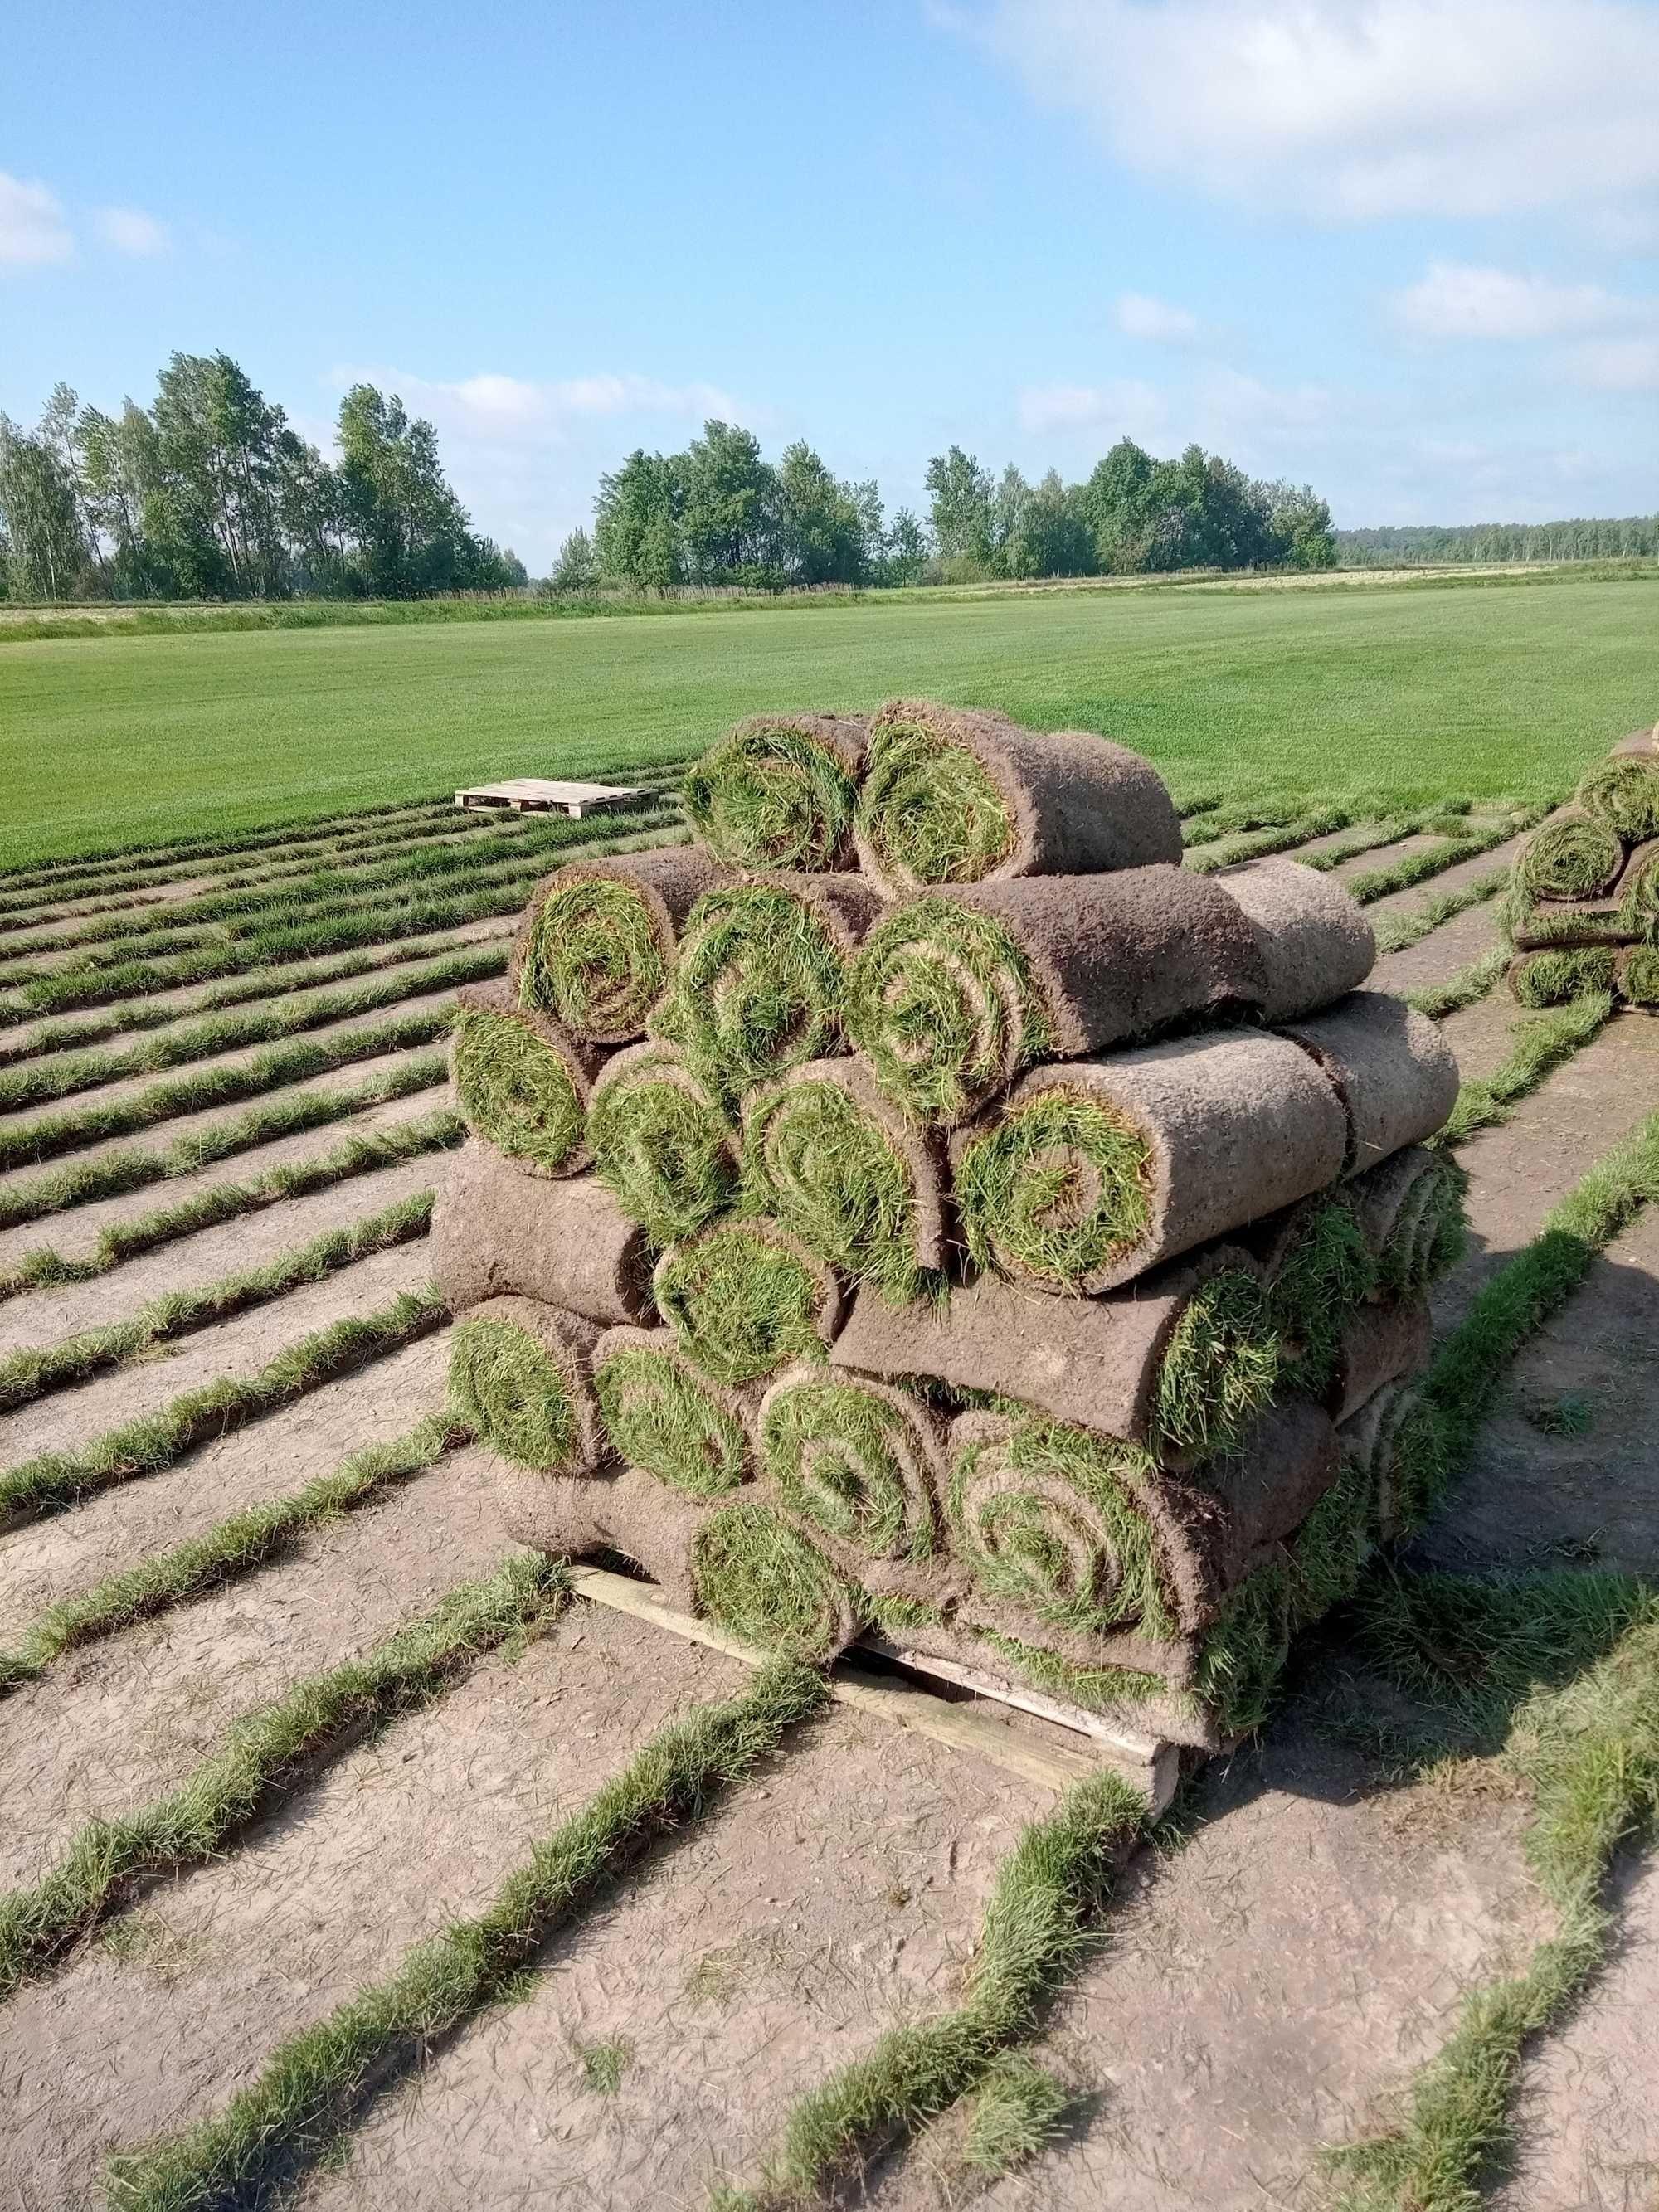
[570, 1566, 1182, 1811]
[454, 777, 653, 819]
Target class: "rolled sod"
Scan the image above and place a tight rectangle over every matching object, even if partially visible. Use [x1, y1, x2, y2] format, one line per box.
[1617, 840, 1659, 937]
[649, 873, 881, 1096]
[1277, 990, 1460, 1175]
[585, 1040, 738, 1243]
[1512, 807, 1626, 905]
[946, 1409, 1179, 1636]
[1341, 1145, 1467, 1297]
[952, 1031, 1346, 1296]
[853, 698, 1181, 900]
[1212, 857, 1375, 1021]
[448, 1295, 606, 1475]
[1202, 1399, 1343, 1579]
[513, 847, 725, 1043]
[429, 1141, 654, 1326]
[654, 1218, 845, 1387]
[495, 1460, 713, 1612]
[742, 1056, 948, 1302]
[758, 1365, 945, 1562]
[591, 1325, 757, 1496]
[1502, 888, 1632, 950]
[1323, 1296, 1432, 1422]
[683, 712, 868, 872]
[1576, 726, 1659, 843]
[1340, 1378, 1446, 1542]
[831, 1243, 1277, 1460]
[845, 869, 1267, 1128]
[690, 1497, 859, 1660]
[1253, 1194, 1378, 1393]
[450, 981, 599, 1179]
[1616, 944, 1659, 1005]
[1506, 947, 1620, 1008]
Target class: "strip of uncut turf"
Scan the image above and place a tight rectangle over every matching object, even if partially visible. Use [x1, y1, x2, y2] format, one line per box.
[1438, 991, 1613, 1144]
[0, 1414, 469, 1691]
[0, 1550, 567, 1998]
[0, 1107, 462, 1301]
[0, 1049, 447, 1232]
[0, 1190, 434, 1413]
[1326, 1576, 1659, 2212]
[713, 1767, 1147, 2209]
[0, 796, 461, 892]
[0, 946, 502, 1111]
[0, 1286, 448, 1520]
[103, 1655, 827, 2212]
[1373, 868, 1511, 956]
[0, 1009, 455, 1170]
[1344, 813, 1540, 906]
[1404, 946, 1509, 1020]
[1185, 805, 1355, 871]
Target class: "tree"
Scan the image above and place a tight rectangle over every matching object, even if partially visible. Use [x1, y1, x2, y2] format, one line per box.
[882, 507, 930, 585]
[336, 382, 501, 596]
[775, 440, 865, 586]
[1262, 481, 1336, 570]
[0, 409, 88, 600]
[550, 527, 599, 592]
[1080, 439, 1158, 573]
[924, 445, 995, 567]
[680, 421, 777, 585]
[594, 450, 684, 590]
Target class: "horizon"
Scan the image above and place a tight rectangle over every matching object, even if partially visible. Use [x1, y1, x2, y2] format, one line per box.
[6, 0, 1659, 567]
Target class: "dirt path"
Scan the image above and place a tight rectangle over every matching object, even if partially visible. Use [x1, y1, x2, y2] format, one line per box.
[0, 1452, 507, 1887]
[0, 1330, 453, 1638]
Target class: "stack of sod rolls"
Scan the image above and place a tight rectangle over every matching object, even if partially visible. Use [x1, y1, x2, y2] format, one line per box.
[437, 700, 1465, 1747]
[1503, 722, 1659, 1009]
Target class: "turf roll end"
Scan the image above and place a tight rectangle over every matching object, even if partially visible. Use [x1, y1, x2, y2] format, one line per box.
[654, 1218, 845, 1387]
[1506, 946, 1620, 1008]
[1576, 727, 1659, 843]
[449, 1295, 606, 1474]
[1616, 943, 1659, 1005]
[592, 1325, 757, 1496]
[1278, 989, 1461, 1175]
[683, 713, 868, 871]
[429, 1142, 654, 1326]
[758, 1365, 946, 1562]
[854, 698, 1181, 900]
[1213, 855, 1376, 1020]
[1513, 806, 1626, 905]
[513, 847, 723, 1043]
[450, 983, 597, 1178]
[691, 1498, 859, 1660]
[586, 1040, 738, 1242]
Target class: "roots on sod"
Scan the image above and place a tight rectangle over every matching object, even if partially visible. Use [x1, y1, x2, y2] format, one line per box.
[447, 1314, 583, 1472]
[955, 1088, 1152, 1290]
[0, 1415, 469, 1693]
[0, 1107, 462, 1301]
[0, 1190, 434, 1413]
[450, 1005, 586, 1175]
[855, 712, 1015, 889]
[0, 1551, 565, 1998]
[654, 1225, 835, 1387]
[0, 1288, 448, 1520]
[950, 1417, 1171, 1637]
[104, 1655, 827, 2212]
[713, 1765, 1146, 2209]
[593, 1341, 751, 1496]
[684, 719, 860, 871]
[691, 1500, 855, 1660]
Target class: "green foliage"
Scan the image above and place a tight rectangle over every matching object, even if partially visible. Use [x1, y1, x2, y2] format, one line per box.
[654, 1224, 832, 1386]
[1268, 1198, 1378, 1393]
[103, 1656, 826, 2210]
[593, 1343, 749, 1496]
[742, 1076, 934, 1304]
[956, 1088, 1152, 1288]
[760, 1373, 938, 1561]
[691, 1501, 854, 1660]
[856, 711, 1016, 889]
[1574, 751, 1659, 840]
[1508, 947, 1618, 1008]
[518, 874, 666, 1039]
[586, 1044, 737, 1243]
[683, 720, 859, 871]
[1515, 812, 1624, 902]
[451, 1007, 586, 1174]
[448, 1316, 581, 1472]
[1151, 1270, 1281, 1459]
[961, 2054, 1070, 2176]
[1619, 944, 1659, 1003]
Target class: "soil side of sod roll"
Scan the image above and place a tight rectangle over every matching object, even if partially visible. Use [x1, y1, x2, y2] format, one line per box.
[951, 1029, 1348, 1296]
[854, 699, 1182, 900]
[1277, 990, 1461, 1175]
[491, 1458, 712, 1611]
[683, 712, 868, 872]
[428, 1140, 654, 1326]
[1211, 855, 1376, 1020]
[449, 980, 600, 1179]
[1338, 1144, 1466, 1296]
[512, 846, 726, 1043]
[447, 1295, 607, 1474]
[1322, 1295, 1432, 1422]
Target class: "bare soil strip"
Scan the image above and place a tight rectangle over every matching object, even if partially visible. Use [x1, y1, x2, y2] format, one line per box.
[0, 1331, 451, 1638]
[1365, 832, 1528, 921]
[0, 1456, 505, 1888]
[0, 1238, 433, 1471]
[1373, 899, 1506, 999]
[0, 1605, 744, 2210]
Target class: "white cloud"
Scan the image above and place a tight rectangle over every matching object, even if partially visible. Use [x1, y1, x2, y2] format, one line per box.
[0, 173, 72, 269]
[326, 366, 747, 438]
[959, 0, 1659, 221]
[1113, 292, 1200, 343]
[95, 206, 170, 258]
[1394, 261, 1652, 341]
[1017, 377, 1168, 442]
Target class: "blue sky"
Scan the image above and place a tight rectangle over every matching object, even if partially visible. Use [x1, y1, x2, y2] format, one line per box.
[5, 0, 1658, 566]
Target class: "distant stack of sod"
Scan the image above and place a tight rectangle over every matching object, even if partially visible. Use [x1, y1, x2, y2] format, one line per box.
[434, 697, 1466, 1748]
[1502, 722, 1659, 1005]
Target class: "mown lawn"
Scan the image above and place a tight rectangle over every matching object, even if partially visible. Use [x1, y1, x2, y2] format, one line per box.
[3, 571, 1654, 866]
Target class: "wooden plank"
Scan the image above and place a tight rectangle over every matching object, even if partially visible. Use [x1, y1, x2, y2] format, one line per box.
[857, 1630, 1166, 1761]
[453, 777, 651, 816]
[568, 1566, 1178, 1807]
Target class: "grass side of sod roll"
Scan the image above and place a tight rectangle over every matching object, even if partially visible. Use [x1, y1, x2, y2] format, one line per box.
[103, 1655, 828, 2212]
[654, 1226, 833, 1387]
[684, 721, 859, 871]
[954, 1088, 1152, 1290]
[0, 1413, 469, 1690]
[0, 1550, 567, 1998]
[450, 1006, 586, 1175]
[593, 1342, 750, 1496]
[855, 709, 1016, 889]
[0, 1106, 462, 1300]
[711, 1764, 1147, 2209]
[446, 1312, 586, 1471]
[0, 1286, 448, 1519]
[0, 1189, 435, 1412]
[691, 1500, 857, 1659]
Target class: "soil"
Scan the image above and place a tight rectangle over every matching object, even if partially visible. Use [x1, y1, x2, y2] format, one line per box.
[1365, 830, 1527, 922]
[1372, 897, 1504, 998]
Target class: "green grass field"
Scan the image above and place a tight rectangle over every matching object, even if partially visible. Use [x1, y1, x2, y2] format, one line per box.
[4, 570, 1654, 867]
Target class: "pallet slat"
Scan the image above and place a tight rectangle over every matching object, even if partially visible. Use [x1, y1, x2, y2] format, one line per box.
[454, 779, 652, 819]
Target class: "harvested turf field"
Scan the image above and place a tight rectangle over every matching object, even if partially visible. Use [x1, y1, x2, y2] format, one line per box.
[0, 655, 1657, 2210]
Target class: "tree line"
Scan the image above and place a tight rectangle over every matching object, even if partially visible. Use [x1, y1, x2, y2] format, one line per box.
[570, 425, 1337, 592]
[1335, 517, 1659, 566]
[0, 356, 525, 603]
